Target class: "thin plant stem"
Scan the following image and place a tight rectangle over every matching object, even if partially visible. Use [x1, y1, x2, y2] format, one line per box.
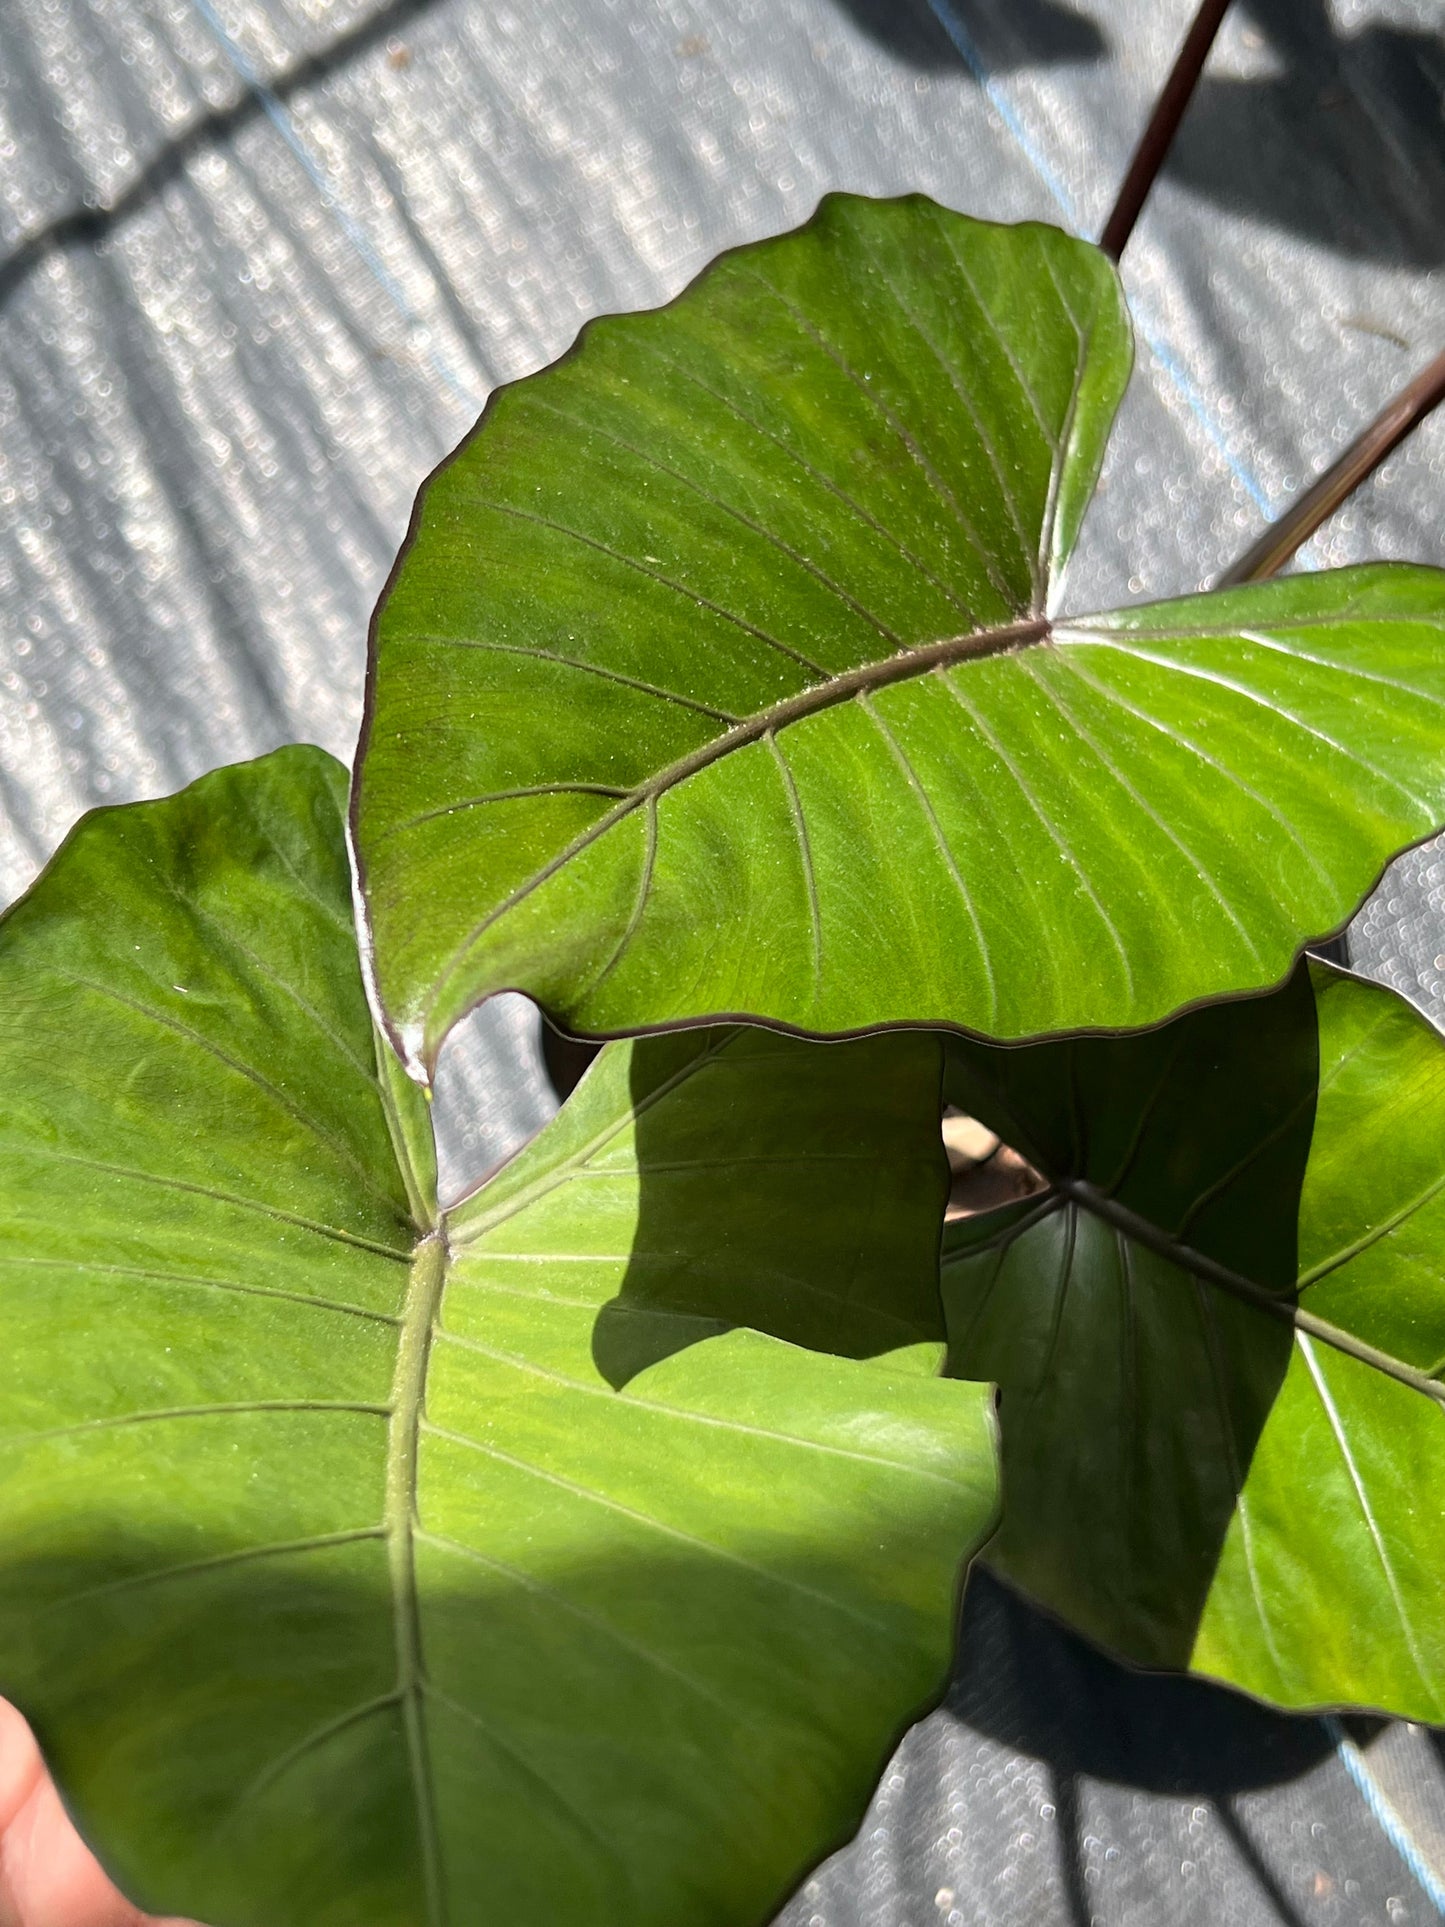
[1100, 0, 1234, 262]
[1219, 346, 1445, 585]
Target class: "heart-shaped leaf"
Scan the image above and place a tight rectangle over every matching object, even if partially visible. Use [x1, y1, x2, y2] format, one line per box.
[0, 746, 997, 1926]
[353, 194, 1445, 1071]
[943, 961, 1445, 1719]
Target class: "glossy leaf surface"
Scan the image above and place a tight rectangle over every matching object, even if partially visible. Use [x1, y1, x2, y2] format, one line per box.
[0, 747, 998, 1926]
[354, 194, 1445, 1068]
[943, 962, 1445, 1719]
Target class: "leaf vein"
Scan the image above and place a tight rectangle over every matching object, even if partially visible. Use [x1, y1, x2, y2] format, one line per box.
[421, 633, 739, 724]
[935, 671, 1136, 1001]
[57, 1528, 389, 1608]
[736, 266, 1021, 618]
[427, 616, 1048, 1025]
[0, 1147, 411, 1260]
[460, 495, 828, 679]
[1023, 655, 1265, 967]
[528, 395, 908, 651]
[433, 1328, 960, 1481]
[421, 1421, 897, 1636]
[766, 730, 822, 996]
[417, 1529, 749, 1715]
[0, 1253, 400, 1324]
[1061, 642, 1431, 812]
[930, 214, 1061, 455]
[1298, 1332, 1439, 1700]
[64, 975, 402, 1213]
[858, 693, 998, 1026]
[1054, 650, 1337, 894]
[628, 332, 979, 624]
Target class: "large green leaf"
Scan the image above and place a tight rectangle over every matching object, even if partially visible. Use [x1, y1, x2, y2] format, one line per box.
[942, 961, 1445, 1719]
[0, 746, 998, 1926]
[353, 193, 1445, 1071]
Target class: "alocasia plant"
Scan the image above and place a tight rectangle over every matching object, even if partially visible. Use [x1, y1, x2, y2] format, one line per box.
[2, 193, 1443, 1924]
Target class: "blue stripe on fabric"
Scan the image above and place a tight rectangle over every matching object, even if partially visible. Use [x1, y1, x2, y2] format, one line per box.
[1325, 1716, 1445, 1917]
[189, 0, 481, 405]
[925, 0, 1301, 551]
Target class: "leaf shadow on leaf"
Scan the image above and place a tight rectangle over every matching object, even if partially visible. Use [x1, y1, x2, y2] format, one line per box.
[589, 1027, 950, 1391]
[0, 1011, 976, 1927]
[539, 1016, 602, 1104]
[943, 965, 1323, 1676]
[4, 1523, 967, 1927]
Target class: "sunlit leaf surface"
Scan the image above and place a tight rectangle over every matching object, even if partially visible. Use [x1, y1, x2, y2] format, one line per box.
[354, 195, 1445, 1066]
[0, 748, 997, 1926]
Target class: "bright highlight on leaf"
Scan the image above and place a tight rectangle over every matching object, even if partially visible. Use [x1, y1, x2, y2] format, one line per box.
[353, 194, 1445, 1070]
[0, 747, 996, 1927]
[944, 961, 1445, 1720]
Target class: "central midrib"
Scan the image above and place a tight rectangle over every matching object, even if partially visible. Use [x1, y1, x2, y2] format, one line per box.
[387, 1229, 450, 1921]
[426, 612, 1052, 1034]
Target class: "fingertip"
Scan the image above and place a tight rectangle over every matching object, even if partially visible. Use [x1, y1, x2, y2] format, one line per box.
[0, 1699, 46, 1840]
[0, 1697, 171, 1927]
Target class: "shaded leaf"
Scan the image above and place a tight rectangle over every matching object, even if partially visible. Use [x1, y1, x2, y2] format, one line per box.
[353, 194, 1445, 1068]
[943, 961, 1445, 1719]
[0, 747, 996, 1927]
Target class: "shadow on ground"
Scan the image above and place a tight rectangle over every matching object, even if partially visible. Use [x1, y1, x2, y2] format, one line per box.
[1168, 0, 1445, 266]
[831, 0, 1105, 72]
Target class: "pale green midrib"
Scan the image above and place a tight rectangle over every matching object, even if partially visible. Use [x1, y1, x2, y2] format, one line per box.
[387, 1229, 449, 1923]
[1050, 1177, 1445, 1409]
[1038, 298, 1093, 594]
[1053, 610, 1443, 642]
[419, 614, 1051, 1053]
[405, 596, 1436, 1054]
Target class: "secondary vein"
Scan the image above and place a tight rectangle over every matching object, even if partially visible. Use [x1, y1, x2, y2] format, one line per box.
[1055, 1178, 1445, 1409]
[433, 615, 1051, 1036]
